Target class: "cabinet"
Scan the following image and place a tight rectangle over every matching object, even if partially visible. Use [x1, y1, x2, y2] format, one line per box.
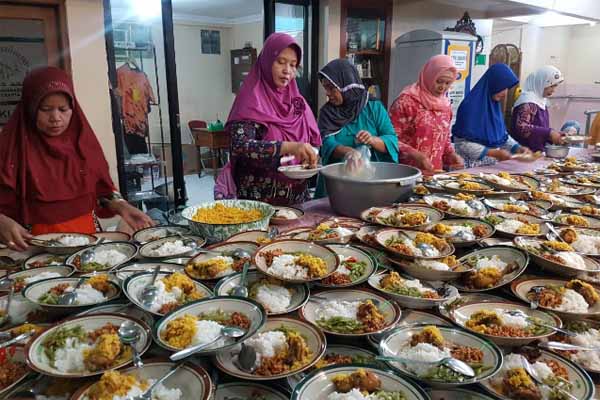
[340, 0, 392, 107]
[231, 47, 258, 94]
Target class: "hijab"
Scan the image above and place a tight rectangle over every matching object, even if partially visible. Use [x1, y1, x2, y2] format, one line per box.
[452, 63, 519, 148]
[0, 67, 114, 225]
[400, 55, 457, 111]
[317, 58, 369, 138]
[226, 32, 320, 146]
[513, 65, 563, 109]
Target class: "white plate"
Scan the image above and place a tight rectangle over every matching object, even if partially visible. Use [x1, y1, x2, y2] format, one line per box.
[66, 241, 137, 273]
[278, 164, 322, 179]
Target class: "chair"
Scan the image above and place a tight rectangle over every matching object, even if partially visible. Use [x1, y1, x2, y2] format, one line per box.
[188, 120, 209, 177]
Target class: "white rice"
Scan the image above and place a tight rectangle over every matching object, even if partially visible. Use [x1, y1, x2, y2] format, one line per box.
[53, 337, 92, 372]
[335, 255, 352, 275]
[555, 288, 589, 313]
[138, 280, 181, 313]
[58, 235, 89, 247]
[91, 249, 127, 266]
[400, 238, 439, 257]
[191, 320, 226, 349]
[267, 254, 308, 280]
[244, 330, 288, 367]
[418, 259, 451, 271]
[64, 284, 106, 305]
[148, 240, 193, 257]
[275, 209, 298, 219]
[318, 300, 360, 321]
[498, 309, 530, 329]
[482, 173, 512, 186]
[449, 225, 476, 240]
[333, 227, 354, 237]
[446, 199, 475, 215]
[532, 361, 554, 381]
[571, 328, 600, 370]
[556, 252, 588, 270]
[24, 271, 61, 284]
[475, 255, 508, 273]
[496, 219, 524, 233]
[327, 389, 371, 400]
[571, 234, 600, 255]
[401, 278, 431, 294]
[111, 379, 182, 400]
[254, 283, 292, 313]
[395, 342, 452, 376]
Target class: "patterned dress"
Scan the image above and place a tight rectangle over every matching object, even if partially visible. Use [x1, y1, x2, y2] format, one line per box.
[227, 120, 310, 206]
[388, 94, 458, 170]
[510, 103, 551, 152]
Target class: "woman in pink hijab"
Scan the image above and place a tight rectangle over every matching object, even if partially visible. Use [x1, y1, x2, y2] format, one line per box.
[215, 33, 321, 205]
[389, 55, 464, 173]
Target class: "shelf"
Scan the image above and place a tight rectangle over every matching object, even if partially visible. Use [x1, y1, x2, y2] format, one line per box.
[347, 50, 384, 56]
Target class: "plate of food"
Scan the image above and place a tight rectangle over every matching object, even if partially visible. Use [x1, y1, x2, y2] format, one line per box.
[72, 360, 214, 400]
[66, 242, 137, 273]
[368, 271, 457, 309]
[579, 204, 600, 218]
[514, 237, 600, 277]
[214, 270, 309, 315]
[7, 266, 74, 293]
[386, 255, 472, 282]
[253, 240, 338, 283]
[271, 206, 304, 225]
[428, 219, 495, 247]
[139, 235, 207, 260]
[214, 317, 326, 381]
[379, 324, 502, 388]
[29, 233, 97, 255]
[560, 175, 600, 189]
[291, 365, 429, 400]
[543, 319, 600, 374]
[316, 244, 375, 288]
[292, 222, 357, 244]
[123, 271, 212, 316]
[553, 213, 600, 228]
[184, 241, 258, 281]
[368, 205, 443, 230]
[452, 246, 529, 292]
[132, 225, 191, 244]
[0, 323, 47, 347]
[556, 227, 600, 256]
[438, 293, 506, 321]
[360, 207, 388, 224]
[483, 198, 551, 217]
[480, 349, 594, 400]
[92, 231, 131, 243]
[154, 296, 265, 355]
[278, 164, 322, 180]
[299, 289, 401, 337]
[22, 253, 67, 269]
[0, 346, 31, 397]
[512, 277, 600, 320]
[449, 301, 561, 347]
[549, 156, 592, 173]
[22, 274, 120, 312]
[25, 313, 151, 378]
[113, 262, 183, 282]
[440, 180, 494, 195]
[376, 229, 454, 260]
[545, 178, 595, 196]
[215, 382, 289, 400]
[355, 225, 382, 248]
[423, 193, 488, 218]
[484, 212, 547, 237]
[480, 172, 540, 191]
[531, 191, 585, 210]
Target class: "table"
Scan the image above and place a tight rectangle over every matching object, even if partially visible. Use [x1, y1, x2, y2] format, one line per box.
[192, 127, 230, 181]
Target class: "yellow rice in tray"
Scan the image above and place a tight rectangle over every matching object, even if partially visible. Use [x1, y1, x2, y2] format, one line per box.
[192, 203, 263, 224]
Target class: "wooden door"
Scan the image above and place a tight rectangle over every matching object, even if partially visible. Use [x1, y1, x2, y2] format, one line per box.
[0, 2, 69, 126]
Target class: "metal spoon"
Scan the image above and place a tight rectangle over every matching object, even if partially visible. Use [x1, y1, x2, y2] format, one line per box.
[79, 238, 107, 266]
[170, 326, 246, 361]
[57, 277, 86, 305]
[0, 329, 36, 349]
[236, 343, 258, 373]
[528, 286, 546, 309]
[521, 357, 578, 400]
[541, 341, 600, 351]
[140, 265, 161, 308]
[505, 309, 577, 337]
[131, 363, 184, 400]
[230, 250, 252, 298]
[376, 355, 475, 377]
[118, 320, 143, 368]
[170, 230, 199, 249]
[545, 222, 566, 243]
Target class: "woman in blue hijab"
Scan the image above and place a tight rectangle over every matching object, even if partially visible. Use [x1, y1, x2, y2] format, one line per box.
[453, 63, 531, 167]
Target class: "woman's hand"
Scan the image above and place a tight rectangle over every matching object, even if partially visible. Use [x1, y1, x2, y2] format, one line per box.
[550, 130, 564, 145]
[355, 130, 373, 146]
[407, 151, 434, 174]
[0, 214, 32, 252]
[281, 142, 318, 167]
[516, 146, 532, 154]
[109, 200, 155, 232]
[487, 148, 512, 161]
[446, 153, 465, 170]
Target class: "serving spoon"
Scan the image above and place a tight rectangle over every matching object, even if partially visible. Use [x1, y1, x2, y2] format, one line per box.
[505, 309, 577, 337]
[57, 277, 86, 306]
[170, 326, 246, 361]
[230, 249, 253, 298]
[140, 265, 161, 309]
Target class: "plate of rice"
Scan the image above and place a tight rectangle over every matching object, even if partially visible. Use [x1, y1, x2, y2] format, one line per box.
[215, 382, 289, 400]
[254, 240, 338, 283]
[557, 227, 600, 256]
[449, 301, 561, 347]
[271, 206, 304, 225]
[113, 262, 183, 282]
[379, 324, 502, 388]
[26, 313, 151, 378]
[483, 198, 551, 218]
[72, 360, 214, 400]
[428, 219, 495, 247]
[23, 253, 68, 270]
[479, 172, 539, 191]
[66, 242, 137, 273]
[139, 235, 207, 260]
[530, 191, 585, 210]
[483, 212, 547, 237]
[543, 319, 600, 374]
[30, 232, 97, 255]
[8, 265, 74, 293]
[422, 193, 488, 218]
[512, 277, 600, 320]
[23, 275, 120, 312]
[376, 229, 454, 260]
[123, 271, 212, 316]
[315, 244, 376, 288]
[214, 317, 326, 381]
[292, 222, 357, 245]
[132, 225, 191, 244]
[553, 213, 600, 229]
[300, 289, 401, 337]
[185, 241, 258, 281]
[367, 205, 443, 230]
[440, 179, 494, 195]
[214, 270, 309, 315]
[291, 365, 429, 400]
[154, 296, 265, 355]
[561, 175, 600, 189]
[545, 178, 595, 196]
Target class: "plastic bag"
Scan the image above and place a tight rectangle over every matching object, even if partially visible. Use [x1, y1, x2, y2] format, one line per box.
[343, 145, 375, 179]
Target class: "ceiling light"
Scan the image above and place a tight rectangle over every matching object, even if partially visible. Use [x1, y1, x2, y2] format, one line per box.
[504, 11, 594, 27]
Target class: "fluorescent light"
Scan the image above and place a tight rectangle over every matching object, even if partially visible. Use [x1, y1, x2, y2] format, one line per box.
[130, 0, 161, 20]
[504, 11, 593, 27]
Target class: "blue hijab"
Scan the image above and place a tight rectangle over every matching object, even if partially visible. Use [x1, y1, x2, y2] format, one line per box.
[452, 64, 519, 147]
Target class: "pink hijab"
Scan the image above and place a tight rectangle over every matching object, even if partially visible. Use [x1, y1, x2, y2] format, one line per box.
[400, 55, 457, 112]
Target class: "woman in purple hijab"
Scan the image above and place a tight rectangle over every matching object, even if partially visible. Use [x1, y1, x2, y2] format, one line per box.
[214, 33, 321, 205]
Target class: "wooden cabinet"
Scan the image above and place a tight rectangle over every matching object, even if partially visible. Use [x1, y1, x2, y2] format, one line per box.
[340, 0, 393, 107]
[231, 47, 257, 94]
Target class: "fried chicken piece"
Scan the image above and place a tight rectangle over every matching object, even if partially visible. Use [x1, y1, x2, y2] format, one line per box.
[473, 225, 488, 237]
[357, 300, 386, 332]
[332, 369, 382, 394]
[410, 326, 444, 348]
[87, 274, 111, 294]
[560, 228, 578, 244]
[565, 279, 599, 306]
[464, 267, 502, 289]
[263, 249, 284, 267]
[84, 333, 122, 370]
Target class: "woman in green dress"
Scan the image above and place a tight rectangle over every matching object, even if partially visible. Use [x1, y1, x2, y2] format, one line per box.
[315, 58, 399, 198]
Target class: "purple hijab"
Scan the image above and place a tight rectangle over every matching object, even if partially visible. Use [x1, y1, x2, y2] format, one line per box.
[215, 33, 320, 200]
[226, 32, 320, 144]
